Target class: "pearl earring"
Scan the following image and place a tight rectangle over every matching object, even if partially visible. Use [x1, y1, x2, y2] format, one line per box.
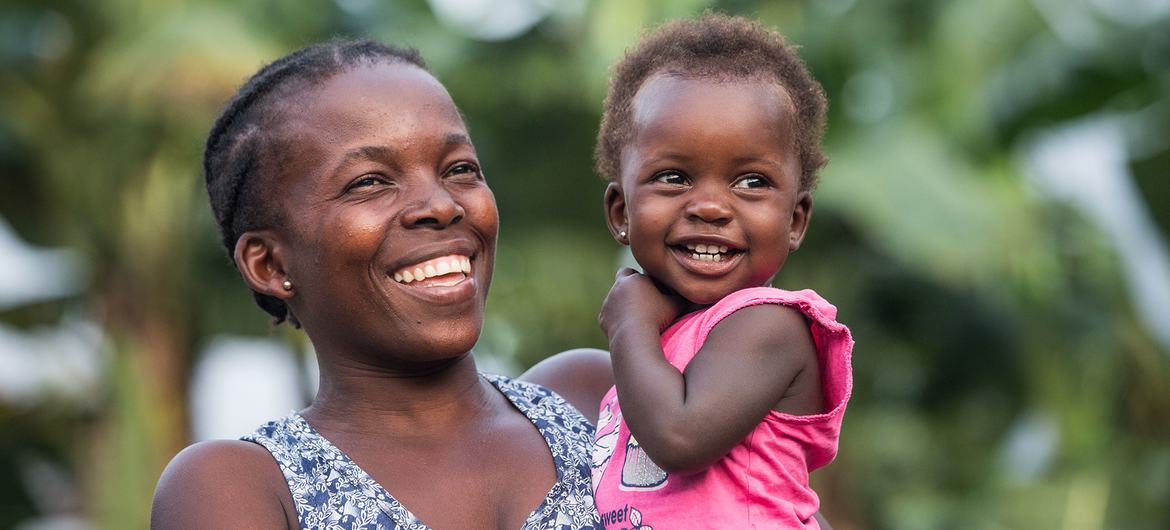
[282, 279, 294, 291]
[619, 230, 627, 240]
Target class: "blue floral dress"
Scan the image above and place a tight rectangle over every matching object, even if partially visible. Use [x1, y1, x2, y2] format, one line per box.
[243, 373, 602, 530]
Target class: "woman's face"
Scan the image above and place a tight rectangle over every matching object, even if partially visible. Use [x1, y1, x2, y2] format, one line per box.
[268, 62, 498, 369]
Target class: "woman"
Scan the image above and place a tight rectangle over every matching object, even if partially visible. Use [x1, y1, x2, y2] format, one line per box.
[151, 40, 611, 529]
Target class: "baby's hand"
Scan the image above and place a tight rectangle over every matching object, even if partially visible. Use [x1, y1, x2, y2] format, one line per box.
[599, 268, 686, 339]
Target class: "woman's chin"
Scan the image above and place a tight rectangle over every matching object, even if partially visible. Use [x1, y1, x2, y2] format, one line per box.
[395, 323, 483, 363]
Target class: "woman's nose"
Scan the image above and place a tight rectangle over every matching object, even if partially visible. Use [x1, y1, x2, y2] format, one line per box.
[401, 180, 465, 228]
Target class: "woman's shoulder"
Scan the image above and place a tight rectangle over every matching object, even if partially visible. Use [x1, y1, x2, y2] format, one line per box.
[151, 439, 296, 529]
[516, 348, 614, 425]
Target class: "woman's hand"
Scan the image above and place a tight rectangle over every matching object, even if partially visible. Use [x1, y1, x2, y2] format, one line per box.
[599, 268, 686, 340]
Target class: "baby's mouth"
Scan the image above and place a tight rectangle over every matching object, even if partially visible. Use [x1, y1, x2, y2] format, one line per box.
[677, 242, 741, 262]
[391, 254, 471, 287]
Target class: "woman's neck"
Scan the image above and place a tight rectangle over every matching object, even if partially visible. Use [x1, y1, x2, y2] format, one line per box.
[302, 352, 494, 437]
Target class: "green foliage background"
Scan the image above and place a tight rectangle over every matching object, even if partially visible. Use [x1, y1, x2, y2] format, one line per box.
[1, 0, 1168, 528]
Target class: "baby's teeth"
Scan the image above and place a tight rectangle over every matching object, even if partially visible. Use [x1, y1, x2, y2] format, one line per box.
[719, 245, 728, 253]
[696, 244, 708, 253]
[692, 253, 701, 260]
[686, 243, 696, 250]
[714, 254, 723, 262]
[436, 261, 450, 275]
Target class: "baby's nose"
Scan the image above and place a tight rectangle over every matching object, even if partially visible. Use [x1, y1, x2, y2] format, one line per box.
[684, 192, 732, 224]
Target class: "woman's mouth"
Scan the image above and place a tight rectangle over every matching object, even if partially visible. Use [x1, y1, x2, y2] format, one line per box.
[392, 254, 472, 287]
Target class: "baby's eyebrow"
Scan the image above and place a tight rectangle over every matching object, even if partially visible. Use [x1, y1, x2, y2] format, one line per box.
[445, 132, 471, 146]
[731, 154, 784, 165]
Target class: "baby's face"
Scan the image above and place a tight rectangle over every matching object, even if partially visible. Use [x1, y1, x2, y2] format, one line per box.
[606, 74, 812, 305]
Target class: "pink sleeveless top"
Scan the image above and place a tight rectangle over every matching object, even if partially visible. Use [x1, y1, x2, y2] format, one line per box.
[591, 287, 853, 529]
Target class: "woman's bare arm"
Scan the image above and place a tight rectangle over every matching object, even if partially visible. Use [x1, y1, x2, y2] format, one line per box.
[520, 348, 614, 425]
[151, 440, 296, 529]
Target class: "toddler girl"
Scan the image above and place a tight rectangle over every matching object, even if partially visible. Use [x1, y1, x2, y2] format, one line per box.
[590, 14, 854, 529]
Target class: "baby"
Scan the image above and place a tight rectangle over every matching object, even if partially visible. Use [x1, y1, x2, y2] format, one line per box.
[590, 14, 854, 529]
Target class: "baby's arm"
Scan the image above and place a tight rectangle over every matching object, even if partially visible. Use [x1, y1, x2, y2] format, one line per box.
[601, 269, 819, 474]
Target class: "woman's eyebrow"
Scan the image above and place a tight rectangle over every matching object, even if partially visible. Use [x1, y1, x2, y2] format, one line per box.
[332, 145, 396, 174]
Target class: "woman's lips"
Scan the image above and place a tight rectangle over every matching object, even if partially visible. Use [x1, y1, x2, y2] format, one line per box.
[389, 253, 478, 305]
[392, 254, 471, 285]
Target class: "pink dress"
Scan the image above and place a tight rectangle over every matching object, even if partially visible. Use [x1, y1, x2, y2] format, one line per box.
[591, 287, 854, 530]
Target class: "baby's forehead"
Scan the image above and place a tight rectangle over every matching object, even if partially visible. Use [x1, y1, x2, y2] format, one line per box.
[630, 73, 795, 130]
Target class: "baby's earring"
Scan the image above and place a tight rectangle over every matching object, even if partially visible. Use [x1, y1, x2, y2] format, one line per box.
[282, 279, 294, 292]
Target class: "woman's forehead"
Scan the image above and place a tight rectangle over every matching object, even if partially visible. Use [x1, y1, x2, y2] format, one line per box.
[266, 63, 466, 157]
[294, 63, 460, 122]
[261, 63, 471, 190]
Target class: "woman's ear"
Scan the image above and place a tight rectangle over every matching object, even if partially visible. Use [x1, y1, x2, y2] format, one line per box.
[233, 230, 294, 300]
[603, 182, 629, 245]
[788, 191, 814, 251]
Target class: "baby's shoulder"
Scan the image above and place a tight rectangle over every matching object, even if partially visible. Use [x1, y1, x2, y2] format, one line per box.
[702, 287, 845, 336]
[704, 301, 816, 358]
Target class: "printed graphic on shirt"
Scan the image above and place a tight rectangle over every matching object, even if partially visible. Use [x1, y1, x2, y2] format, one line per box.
[619, 435, 667, 491]
[592, 402, 621, 487]
[599, 504, 653, 530]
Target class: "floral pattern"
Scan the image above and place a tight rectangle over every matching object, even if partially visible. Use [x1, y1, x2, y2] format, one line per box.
[244, 373, 603, 530]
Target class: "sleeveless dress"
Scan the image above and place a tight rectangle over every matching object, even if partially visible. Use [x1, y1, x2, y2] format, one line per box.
[591, 287, 854, 529]
[244, 373, 603, 530]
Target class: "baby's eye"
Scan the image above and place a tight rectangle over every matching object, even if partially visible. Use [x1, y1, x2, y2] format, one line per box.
[653, 171, 687, 186]
[732, 174, 769, 189]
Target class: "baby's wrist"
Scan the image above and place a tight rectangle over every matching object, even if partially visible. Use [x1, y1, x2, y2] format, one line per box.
[608, 320, 659, 351]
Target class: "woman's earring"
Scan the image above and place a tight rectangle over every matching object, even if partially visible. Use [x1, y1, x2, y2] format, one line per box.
[282, 279, 294, 292]
[619, 230, 627, 242]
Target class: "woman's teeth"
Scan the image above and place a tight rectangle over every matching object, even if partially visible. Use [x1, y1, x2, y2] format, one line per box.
[392, 255, 472, 285]
[685, 243, 730, 262]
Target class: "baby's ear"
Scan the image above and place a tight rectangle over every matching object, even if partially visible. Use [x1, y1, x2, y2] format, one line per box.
[603, 182, 629, 245]
[788, 191, 814, 251]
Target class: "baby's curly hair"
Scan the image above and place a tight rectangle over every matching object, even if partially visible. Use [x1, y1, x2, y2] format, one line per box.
[595, 13, 828, 191]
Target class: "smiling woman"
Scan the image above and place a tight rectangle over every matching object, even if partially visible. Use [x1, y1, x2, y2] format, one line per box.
[150, 40, 612, 530]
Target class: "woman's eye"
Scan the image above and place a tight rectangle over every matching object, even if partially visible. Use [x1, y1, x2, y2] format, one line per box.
[653, 171, 687, 185]
[447, 163, 482, 180]
[349, 175, 384, 190]
[733, 175, 769, 189]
